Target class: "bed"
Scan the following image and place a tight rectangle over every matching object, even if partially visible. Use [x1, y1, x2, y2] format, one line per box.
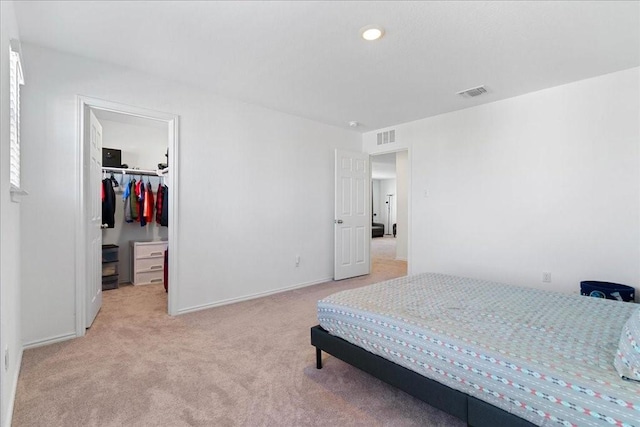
[311, 273, 640, 427]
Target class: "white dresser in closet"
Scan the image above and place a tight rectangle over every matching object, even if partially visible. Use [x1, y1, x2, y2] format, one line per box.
[130, 241, 168, 285]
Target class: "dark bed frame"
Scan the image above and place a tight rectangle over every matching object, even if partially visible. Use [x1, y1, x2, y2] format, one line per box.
[311, 325, 536, 427]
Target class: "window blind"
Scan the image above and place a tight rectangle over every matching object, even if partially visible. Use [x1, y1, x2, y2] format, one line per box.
[9, 42, 24, 190]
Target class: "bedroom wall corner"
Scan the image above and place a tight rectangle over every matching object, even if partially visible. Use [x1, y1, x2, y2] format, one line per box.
[364, 67, 640, 295]
[18, 43, 362, 345]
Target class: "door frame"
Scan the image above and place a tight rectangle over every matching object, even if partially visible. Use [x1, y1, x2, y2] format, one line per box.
[75, 96, 180, 337]
[370, 148, 411, 273]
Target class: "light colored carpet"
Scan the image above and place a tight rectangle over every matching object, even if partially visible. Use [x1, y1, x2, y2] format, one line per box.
[13, 239, 463, 426]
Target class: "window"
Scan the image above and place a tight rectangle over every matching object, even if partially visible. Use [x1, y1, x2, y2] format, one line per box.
[9, 40, 24, 191]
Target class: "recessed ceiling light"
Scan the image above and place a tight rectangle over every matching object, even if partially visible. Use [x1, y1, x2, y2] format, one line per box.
[360, 25, 384, 41]
[349, 121, 359, 127]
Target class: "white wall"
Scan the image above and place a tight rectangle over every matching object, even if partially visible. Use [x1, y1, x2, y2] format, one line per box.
[100, 118, 168, 170]
[20, 44, 361, 346]
[0, 2, 23, 425]
[100, 118, 169, 283]
[364, 68, 640, 295]
[396, 151, 408, 261]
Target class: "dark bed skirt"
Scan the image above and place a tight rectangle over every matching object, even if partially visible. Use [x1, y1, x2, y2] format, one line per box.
[310, 325, 535, 427]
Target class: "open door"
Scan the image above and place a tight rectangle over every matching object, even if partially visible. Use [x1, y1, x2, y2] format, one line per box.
[77, 97, 180, 338]
[85, 109, 103, 327]
[334, 149, 370, 280]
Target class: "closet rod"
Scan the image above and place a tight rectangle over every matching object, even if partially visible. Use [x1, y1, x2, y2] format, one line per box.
[102, 166, 164, 177]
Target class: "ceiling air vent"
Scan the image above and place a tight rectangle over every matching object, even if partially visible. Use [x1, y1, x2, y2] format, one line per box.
[377, 129, 396, 145]
[457, 85, 487, 98]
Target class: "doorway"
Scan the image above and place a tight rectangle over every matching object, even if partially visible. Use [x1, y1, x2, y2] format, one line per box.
[76, 97, 179, 337]
[371, 150, 409, 277]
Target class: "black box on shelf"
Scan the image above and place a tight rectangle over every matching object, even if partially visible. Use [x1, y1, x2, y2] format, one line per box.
[102, 148, 122, 168]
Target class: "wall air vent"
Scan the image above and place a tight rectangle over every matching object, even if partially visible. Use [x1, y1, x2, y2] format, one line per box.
[376, 129, 396, 145]
[457, 85, 488, 98]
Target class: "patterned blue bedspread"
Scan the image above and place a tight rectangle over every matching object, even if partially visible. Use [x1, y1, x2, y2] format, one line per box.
[317, 273, 640, 426]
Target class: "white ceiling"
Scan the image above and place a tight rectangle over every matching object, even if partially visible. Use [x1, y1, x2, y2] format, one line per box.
[93, 109, 168, 130]
[13, 1, 640, 132]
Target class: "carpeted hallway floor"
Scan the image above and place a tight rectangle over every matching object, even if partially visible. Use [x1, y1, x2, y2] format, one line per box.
[12, 238, 463, 426]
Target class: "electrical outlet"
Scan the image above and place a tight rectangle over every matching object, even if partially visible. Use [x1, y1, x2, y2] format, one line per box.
[4, 346, 8, 371]
[542, 272, 552, 283]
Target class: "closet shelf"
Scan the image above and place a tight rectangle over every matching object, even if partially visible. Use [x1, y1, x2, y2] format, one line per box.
[102, 166, 165, 177]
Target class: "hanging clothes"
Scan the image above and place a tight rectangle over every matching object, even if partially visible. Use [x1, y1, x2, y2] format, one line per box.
[139, 181, 147, 227]
[156, 183, 164, 225]
[130, 179, 139, 221]
[144, 182, 154, 224]
[160, 185, 168, 227]
[101, 178, 116, 228]
[123, 178, 133, 223]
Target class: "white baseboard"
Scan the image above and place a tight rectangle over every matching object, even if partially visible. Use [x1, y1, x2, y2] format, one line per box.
[178, 277, 333, 315]
[22, 332, 77, 350]
[3, 346, 23, 427]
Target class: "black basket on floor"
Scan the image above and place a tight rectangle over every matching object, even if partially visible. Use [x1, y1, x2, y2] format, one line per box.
[580, 281, 634, 302]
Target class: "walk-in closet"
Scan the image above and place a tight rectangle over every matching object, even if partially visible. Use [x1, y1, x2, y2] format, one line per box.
[96, 110, 170, 298]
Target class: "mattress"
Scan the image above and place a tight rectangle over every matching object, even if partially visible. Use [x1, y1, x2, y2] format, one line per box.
[317, 273, 640, 427]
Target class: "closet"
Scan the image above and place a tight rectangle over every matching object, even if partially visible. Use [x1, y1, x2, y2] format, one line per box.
[96, 110, 169, 290]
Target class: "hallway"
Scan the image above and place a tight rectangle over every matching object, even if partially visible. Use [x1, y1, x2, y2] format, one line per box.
[371, 236, 407, 279]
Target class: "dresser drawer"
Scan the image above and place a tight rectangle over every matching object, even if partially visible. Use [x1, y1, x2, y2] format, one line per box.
[102, 275, 119, 291]
[102, 261, 119, 277]
[134, 257, 164, 274]
[133, 242, 167, 259]
[131, 241, 168, 285]
[133, 270, 164, 286]
[102, 244, 119, 262]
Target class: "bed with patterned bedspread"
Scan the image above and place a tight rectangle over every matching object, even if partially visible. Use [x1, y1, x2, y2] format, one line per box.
[314, 273, 640, 426]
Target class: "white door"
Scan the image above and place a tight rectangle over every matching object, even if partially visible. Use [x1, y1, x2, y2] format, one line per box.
[86, 110, 103, 327]
[334, 149, 370, 280]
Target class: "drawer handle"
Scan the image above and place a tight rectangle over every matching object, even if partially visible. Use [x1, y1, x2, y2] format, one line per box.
[149, 265, 163, 270]
[149, 251, 163, 257]
[150, 278, 163, 283]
